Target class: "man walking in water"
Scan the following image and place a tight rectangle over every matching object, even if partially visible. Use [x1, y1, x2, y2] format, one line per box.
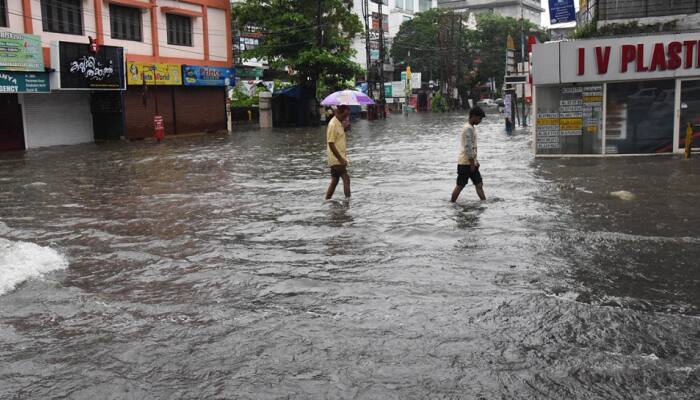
[451, 107, 486, 202]
[326, 105, 351, 200]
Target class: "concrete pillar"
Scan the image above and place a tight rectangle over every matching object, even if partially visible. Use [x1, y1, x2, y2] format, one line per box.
[259, 92, 272, 128]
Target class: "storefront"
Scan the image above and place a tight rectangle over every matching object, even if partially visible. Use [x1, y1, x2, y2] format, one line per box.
[0, 32, 48, 151]
[532, 32, 700, 156]
[123, 63, 232, 139]
[25, 41, 127, 148]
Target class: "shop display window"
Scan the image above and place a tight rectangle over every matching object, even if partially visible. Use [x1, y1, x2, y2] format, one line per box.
[535, 84, 604, 155]
[605, 80, 675, 154]
[678, 80, 700, 150]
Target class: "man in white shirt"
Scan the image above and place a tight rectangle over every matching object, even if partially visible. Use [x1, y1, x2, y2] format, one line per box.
[451, 107, 486, 202]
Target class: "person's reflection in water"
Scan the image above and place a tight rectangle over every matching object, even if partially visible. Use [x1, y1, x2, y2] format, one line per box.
[453, 203, 485, 230]
[327, 199, 353, 228]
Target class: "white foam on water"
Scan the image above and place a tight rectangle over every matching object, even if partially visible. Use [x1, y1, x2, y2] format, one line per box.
[0, 238, 68, 295]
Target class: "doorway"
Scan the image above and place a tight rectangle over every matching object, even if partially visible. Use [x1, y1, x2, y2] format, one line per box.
[678, 79, 700, 151]
[0, 94, 25, 151]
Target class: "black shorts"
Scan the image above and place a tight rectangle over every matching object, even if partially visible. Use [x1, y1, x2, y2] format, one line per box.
[456, 164, 482, 187]
[330, 165, 348, 178]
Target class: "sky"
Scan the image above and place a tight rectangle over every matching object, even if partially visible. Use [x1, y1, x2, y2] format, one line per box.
[540, 0, 580, 27]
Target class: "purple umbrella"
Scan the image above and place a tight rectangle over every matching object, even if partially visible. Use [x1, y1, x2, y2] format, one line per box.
[320, 90, 375, 106]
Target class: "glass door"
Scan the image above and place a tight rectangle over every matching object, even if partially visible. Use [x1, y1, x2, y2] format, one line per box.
[678, 79, 700, 151]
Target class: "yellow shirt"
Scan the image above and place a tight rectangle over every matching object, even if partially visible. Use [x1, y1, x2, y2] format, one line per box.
[326, 116, 347, 166]
[458, 122, 477, 165]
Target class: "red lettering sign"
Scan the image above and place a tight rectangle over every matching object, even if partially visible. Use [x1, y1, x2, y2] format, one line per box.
[683, 40, 696, 69]
[595, 46, 611, 74]
[578, 48, 585, 75]
[621, 44, 636, 73]
[649, 43, 667, 71]
[636, 44, 648, 72]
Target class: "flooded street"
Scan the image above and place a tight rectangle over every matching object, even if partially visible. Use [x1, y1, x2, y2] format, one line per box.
[1, 113, 698, 399]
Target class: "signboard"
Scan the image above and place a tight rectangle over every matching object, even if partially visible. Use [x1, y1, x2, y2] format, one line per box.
[0, 72, 50, 93]
[58, 42, 125, 90]
[401, 71, 421, 89]
[505, 75, 528, 84]
[384, 84, 392, 98]
[0, 32, 44, 72]
[504, 94, 512, 119]
[549, 0, 576, 24]
[559, 86, 583, 136]
[183, 65, 235, 87]
[391, 81, 404, 97]
[126, 62, 182, 85]
[536, 113, 560, 149]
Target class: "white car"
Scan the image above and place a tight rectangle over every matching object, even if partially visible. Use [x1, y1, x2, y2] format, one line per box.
[476, 99, 498, 108]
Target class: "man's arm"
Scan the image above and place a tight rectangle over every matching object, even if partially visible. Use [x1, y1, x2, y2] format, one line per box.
[328, 142, 346, 166]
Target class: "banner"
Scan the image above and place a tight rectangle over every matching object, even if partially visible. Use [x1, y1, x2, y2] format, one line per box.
[0, 32, 44, 72]
[549, 0, 576, 24]
[183, 65, 235, 87]
[58, 42, 125, 90]
[0, 72, 50, 93]
[400, 71, 421, 89]
[126, 62, 182, 85]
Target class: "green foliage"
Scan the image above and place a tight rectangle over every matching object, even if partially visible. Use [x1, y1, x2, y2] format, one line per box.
[234, 0, 363, 94]
[431, 93, 448, 113]
[572, 20, 678, 39]
[391, 9, 443, 81]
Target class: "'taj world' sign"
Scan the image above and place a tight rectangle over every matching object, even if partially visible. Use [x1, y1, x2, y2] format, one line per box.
[577, 40, 700, 75]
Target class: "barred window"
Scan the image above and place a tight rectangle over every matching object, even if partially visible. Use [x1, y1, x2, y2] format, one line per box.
[1, 0, 8, 28]
[41, 0, 83, 35]
[110, 5, 142, 42]
[166, 14, 192, 47]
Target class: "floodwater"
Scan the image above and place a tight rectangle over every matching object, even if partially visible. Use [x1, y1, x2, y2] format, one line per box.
[0, 113, 698, 399]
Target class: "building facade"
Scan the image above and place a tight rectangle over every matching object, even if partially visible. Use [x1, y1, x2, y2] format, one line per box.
[437, 0, 544, 25]
[0, 0, 232, 151]
[532, 31, 700, 157]
[579, 0, 700, 30]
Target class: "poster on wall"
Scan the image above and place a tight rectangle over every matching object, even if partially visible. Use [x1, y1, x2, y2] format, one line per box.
[559, 86, 583, 136]
[0, 32, 44, 72]
[549, 0, 576, 24]
[0, 72, 50, 93]
[183, 65, 235, 87]
[126, 62, 182, 85]
[536, 113, 560, 149]
[582, 85, 603, 134]
[58, 42, 125, 90]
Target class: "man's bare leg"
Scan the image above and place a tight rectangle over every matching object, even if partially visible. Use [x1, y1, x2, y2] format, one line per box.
[451, 185, 464, 202]
[326, 176, 340, 200]
[341, 173, 351, 198]
[475, 183, 486, 201]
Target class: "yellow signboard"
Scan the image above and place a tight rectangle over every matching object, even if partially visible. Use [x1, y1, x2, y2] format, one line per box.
[126, 62, 182, 85]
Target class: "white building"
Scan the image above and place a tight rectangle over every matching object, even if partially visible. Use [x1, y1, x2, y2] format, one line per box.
[350, 0, 437, 71]
[437, 0, 544, 26]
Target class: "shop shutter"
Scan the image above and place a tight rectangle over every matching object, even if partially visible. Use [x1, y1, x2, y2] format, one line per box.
[174, 87, 226, 135]
[22, 92, 93, 148]
[123, 86, 175, 139]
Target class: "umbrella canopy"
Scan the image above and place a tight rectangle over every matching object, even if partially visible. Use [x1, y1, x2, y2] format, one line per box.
[321, 90, 375, 106]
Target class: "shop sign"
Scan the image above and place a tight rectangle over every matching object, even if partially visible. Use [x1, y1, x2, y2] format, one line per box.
[236, 68, 262, 79]
[536, 33, 700, 85]
[58, 42, 125, 90]
[183, 65, 235, 87]
[0, 32, 44, 72]
[126, 62, 182, 85]
[384, 84, 392, 98]
[548, 0, 576, 25]
[0, 72, 50, 93]
[401, 71, 421, 89]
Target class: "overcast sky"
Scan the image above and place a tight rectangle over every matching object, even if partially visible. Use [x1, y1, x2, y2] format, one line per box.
[540, 0, 580, 27]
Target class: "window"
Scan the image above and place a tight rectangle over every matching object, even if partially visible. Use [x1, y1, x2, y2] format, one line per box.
[419, 0, 431, 11]
[110, 5, 142, 41]
[1, 0, 8, 28]
[166, 14, 192, 46]
[41, 0, 82, 35]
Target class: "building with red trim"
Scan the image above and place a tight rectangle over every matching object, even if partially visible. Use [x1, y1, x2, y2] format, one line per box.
[0, 0, 233, 150]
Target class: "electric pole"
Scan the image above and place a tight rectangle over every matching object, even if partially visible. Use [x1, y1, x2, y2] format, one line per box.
[377, 0, 385, 119]
[520, 0, 527, 127]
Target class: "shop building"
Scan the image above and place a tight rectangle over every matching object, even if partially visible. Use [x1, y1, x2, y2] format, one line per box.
[0, 0, 233, 150]
[532, 32, 700, 156]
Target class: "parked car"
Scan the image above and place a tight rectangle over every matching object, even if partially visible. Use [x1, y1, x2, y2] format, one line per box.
[476, 99, 497, 108]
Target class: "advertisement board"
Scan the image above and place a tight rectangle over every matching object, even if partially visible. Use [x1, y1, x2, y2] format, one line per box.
[0, 32, 44, 72]
[0, 72, 50, 93]
[400, 71, 421, 89]
[549, 0, 576, 24]
[126, 62, 182, 85]
[58, 42, 125, 90]
[183, 65, 235, 87]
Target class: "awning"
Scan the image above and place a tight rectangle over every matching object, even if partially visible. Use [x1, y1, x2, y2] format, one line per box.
[161, 6, 203, 17]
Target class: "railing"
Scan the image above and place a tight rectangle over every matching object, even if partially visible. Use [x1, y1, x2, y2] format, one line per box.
[598, 0, 700, 21]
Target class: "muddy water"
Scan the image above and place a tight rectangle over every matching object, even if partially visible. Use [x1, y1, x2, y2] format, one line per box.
[0, 113, 698, 399]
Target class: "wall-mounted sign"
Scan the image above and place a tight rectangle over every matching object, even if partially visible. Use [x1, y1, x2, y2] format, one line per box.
[182, 65, 235, 87]
[58, 42, 125, 90]
[549, 0, 576, 25]
[0, 72, 50, 93]
[0, 32, 44, 72]
[126, 62, 182, 85]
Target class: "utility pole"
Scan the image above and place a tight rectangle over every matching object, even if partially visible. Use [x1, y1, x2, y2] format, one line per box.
[362, 0, 373, 115]
[520, 0, 527, 127]
[377, 0, 385, 119]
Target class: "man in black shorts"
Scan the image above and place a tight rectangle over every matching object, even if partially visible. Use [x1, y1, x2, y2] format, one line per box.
[451, 106, 486, 202]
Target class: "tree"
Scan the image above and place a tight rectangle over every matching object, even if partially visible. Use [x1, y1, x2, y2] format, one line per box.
[390, 9, 442, 82]
[234, 0, 363, 125]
